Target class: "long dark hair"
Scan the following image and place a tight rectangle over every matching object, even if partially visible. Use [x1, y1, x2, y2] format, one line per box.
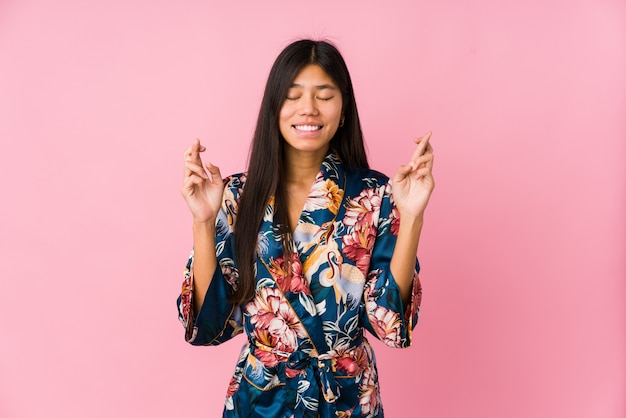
[231, 39, 369, 304]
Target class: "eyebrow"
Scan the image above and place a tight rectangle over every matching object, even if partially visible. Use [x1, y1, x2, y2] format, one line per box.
[289, 83, 337, 90]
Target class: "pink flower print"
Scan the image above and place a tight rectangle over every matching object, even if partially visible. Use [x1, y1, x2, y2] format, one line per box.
[358, 365, 380, 416]
[343, 188, 381, 228]
[368, 306, 403, 347]
[245, 287, 307, 363]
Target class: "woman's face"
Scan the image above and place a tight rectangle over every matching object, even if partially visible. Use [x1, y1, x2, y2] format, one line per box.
[279, 64, 343, 159]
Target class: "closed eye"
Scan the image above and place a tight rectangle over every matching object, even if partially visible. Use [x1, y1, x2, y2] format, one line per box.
[285, 96, 334, 101]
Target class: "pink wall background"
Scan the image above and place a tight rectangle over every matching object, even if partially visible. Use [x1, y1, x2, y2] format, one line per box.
[1, 0, 624, 417]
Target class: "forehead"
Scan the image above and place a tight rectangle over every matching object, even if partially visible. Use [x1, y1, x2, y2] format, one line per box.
[290, 64, 338, 88]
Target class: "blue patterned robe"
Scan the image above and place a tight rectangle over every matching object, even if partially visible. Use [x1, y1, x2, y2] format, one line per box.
[177, 153, 422, 417]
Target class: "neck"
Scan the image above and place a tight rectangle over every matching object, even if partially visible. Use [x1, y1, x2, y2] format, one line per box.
[283, 146, 328, 186]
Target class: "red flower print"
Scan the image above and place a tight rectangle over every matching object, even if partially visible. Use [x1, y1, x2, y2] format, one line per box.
[226, 375, 240, 397]
[253, 348, 282, 368]
[334, 345, 369, 376]
[221, 263, 238, 291]
[285, 366, 303, 379]
[269, 254, 310, 295]
[390, 206, 400, 236]
[411, 274, 422, 314]
[342, 226, 376, 274]
[179, 275, 193, 323]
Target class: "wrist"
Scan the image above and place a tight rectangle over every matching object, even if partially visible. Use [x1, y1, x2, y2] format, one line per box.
[398, 211, 424, 226]
[193, 218, 216, 231]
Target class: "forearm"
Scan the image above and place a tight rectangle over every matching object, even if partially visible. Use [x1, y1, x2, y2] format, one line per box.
[389, 215, 423, 306]
[191, 220, 218, 316]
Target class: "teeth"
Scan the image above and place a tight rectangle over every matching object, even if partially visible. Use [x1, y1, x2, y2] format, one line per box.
[294, 125, 321, 131]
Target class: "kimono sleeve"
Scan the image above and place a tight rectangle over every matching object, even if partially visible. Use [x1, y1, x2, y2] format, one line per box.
[360, 180, 423, 348]
[176, 176, 244, 346]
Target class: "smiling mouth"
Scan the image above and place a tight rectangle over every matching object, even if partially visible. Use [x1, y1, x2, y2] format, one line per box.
[293, 125, 322, 132]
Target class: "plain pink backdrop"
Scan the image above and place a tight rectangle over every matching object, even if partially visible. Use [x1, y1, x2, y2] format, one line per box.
[1, 0, 624, 417]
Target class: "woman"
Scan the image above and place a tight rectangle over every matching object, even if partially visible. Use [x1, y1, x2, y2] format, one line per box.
[178, 39, 434, 417]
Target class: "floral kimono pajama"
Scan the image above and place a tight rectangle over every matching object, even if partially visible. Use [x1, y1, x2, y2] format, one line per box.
[177, 153, 422, 418]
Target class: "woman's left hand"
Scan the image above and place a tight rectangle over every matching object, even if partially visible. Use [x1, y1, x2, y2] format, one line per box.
[392, 131, 435, 220]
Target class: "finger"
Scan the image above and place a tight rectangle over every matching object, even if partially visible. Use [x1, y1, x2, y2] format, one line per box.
[184, 145, 193, 160]
[413, 131, 432, 153]
[408, 131, 432, 165]
[393, 163, 414, 182]
[191, 139, 200, 160]
[189, 139, 204, 165]
[414, 166, 433, 179]
[188, 173, 209, 187]
[413, 153, 433, 169]
[185, 161, 209, 179]
[188, 174, 206, 185]
[181, 175, 206, 195]
[400, 154, 433, 180]
[426, 151, 434, 168]
[184, 146, 194, 179]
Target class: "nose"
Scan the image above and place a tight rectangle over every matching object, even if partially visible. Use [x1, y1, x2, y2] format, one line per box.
[298, 94, 319, 116]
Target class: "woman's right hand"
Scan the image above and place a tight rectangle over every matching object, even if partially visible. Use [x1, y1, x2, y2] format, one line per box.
[181, 139, 224, 224]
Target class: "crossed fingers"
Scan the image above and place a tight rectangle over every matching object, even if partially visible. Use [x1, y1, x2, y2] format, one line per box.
[399, 131, 434, 180]
[184, 139, 208, 181]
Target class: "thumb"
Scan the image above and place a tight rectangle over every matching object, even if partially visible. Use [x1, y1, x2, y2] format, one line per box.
[394, 162, 415, 182]
[205, 162, 223, 185]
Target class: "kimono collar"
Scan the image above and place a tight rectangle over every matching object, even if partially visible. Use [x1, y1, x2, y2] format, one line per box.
[257, 152, 346, 263]
[294, 152, 346, 250]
